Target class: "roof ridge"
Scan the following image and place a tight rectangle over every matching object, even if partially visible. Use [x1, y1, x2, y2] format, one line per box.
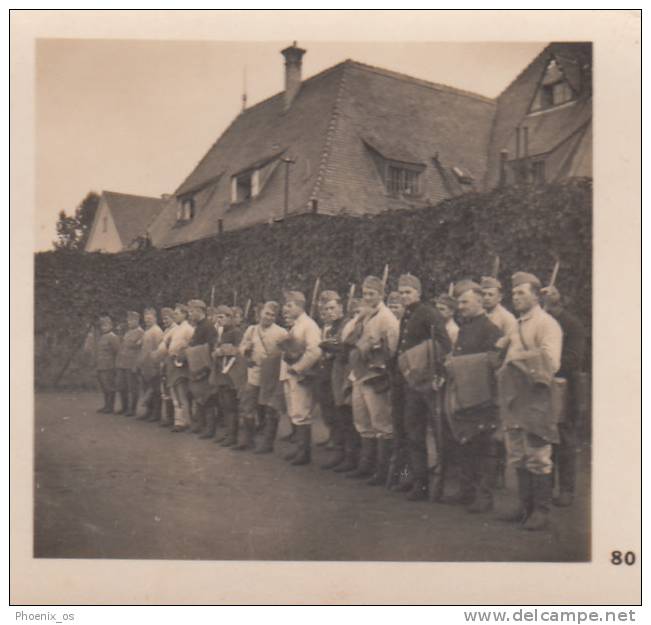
[307, 62, 349, 210]
[103, 190, 163, 202]
[496, 43, 557, 101]
[344, 59, 495, 105]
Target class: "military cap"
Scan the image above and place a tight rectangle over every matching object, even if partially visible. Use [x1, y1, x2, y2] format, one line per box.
[362, 275, 384, 293]
[398, 273, 422, 292]
[160, 307, 174, 317]
[541, 285, 561, 305]
[387, 291, 402, 305]
[512, 271, 542, 289]
[263, 300, 280, 314]
[187, 299, 207, 310]
[215, 304, 232, 315]
[285, 290, 306, 305]
[126, 310, 140, 320]
[319, 290, 341, 304]
[480, 276, 502, 290]
[143, 307, 157, 316]
[231, 305, 244, 316]
[435, 294, 458, 310]
[453, 280, 481, 298]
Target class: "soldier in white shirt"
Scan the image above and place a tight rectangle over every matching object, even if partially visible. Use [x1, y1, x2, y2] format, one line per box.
[236, 301, 288, 452]
[481, 276, 518, 338]
[346, 276, 399, 480]
[279, 291, 322, 466]
[165, 303, 195, 432]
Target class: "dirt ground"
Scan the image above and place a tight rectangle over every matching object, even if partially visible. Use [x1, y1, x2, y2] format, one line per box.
[33, 391, 591, 562]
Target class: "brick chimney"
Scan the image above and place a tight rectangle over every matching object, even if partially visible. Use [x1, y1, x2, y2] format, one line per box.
[281, 42, 306, 112]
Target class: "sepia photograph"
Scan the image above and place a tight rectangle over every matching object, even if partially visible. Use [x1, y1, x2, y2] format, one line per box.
[11, 9, 641, 606]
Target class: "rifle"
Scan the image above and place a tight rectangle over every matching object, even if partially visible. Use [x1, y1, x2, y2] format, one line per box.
[243, 298, 252, 323]
[233, 289, 238, 307]
[491, 255, 500, 279]
[309, 276, 321, 318]
[549, 259, 560, 288]
[381, 263, 389, 294]
[209, 284, 215, 309]
[448, 282, 455, 297]
[346, 283, 356, 315]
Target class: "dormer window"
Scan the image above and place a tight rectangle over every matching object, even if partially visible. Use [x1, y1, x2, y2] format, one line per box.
[176, 197, 195, 224]
[387, 165, 421, 196]
[530, 58, 575, 113]
[230, 154, 281, 205]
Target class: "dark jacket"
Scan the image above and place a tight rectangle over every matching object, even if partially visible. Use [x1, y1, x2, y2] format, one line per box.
[445, 313, 502, 442]
[553, 309, 586, 378]
[189, 317, 217, 351]
[397, 301, 451, 356]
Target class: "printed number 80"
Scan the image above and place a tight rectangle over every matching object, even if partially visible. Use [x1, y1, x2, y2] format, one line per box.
[611, 551, 636, 565]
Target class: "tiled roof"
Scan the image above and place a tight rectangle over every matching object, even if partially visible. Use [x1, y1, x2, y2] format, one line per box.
[149, 59, 497, 247]
[102, 191, 165, 249]
[483, 42, 592, 188]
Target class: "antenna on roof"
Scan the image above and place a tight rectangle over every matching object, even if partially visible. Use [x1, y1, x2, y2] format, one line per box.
[241, 65, 248, 112]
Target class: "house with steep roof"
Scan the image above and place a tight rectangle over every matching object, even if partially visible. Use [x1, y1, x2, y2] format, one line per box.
[85, 191, 165, 253]
[87, 41, 592, 252]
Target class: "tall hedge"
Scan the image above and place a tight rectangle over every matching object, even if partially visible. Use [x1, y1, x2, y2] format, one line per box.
[35, 178, 592, 388]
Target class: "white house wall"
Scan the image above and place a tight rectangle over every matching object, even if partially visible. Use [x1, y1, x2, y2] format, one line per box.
[85, 198, 123, 253]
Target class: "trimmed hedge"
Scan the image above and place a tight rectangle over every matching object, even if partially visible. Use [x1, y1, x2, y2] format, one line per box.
[35, 179, 592, 388]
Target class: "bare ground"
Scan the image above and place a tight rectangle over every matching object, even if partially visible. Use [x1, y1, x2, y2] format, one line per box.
[33, 391, 590, 561]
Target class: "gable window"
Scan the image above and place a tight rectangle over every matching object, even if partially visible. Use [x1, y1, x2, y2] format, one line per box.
[230, 155, 281, 205]
[531, 58, 575, 112]
[176, 197, 195, 224]
[387, 165, 421, 196]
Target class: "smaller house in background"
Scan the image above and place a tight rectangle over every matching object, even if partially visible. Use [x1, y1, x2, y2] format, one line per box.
[85, 191, 166, 253]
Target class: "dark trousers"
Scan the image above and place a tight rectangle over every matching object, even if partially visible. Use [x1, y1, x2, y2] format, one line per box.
[404, 386, 437, 482]
[456, 430, 498, 498]
[97, 369, 116, 393]
[116, 369, 139, 397]
[336, 404, 360, 451]
[216, 386, 238, 423]
[315, 375, 338, 440]
[143, 375, 162, 417]
[554, 414, 577, 494]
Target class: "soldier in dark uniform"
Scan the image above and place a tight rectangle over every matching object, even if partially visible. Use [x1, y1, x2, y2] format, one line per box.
[315, 291, 348, 469]
[186, 299, 218, 436]
[543, 286, 587, 507]
[94, 315, 120, 413]
[443, 281, 502, 513]
[394, 274, 451, 501]
[212, 305, 244, 447]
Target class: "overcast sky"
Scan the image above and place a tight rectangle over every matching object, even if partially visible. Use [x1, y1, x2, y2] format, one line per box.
[35, 40, 546, 250]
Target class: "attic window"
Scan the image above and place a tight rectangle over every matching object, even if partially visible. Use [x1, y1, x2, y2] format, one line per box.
[387, 165, 421, 196]
[530, 58, 575, 112]
[176, 197, 195, 224]
[230, 155, 281, 205]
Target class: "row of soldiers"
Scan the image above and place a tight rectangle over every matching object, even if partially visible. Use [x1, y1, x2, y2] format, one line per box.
[91, 270, 586, 532]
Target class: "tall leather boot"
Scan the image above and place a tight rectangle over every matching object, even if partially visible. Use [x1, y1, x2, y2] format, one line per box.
[116, 391, 129, 415]
[147, 392, 162, 422]
[127, 389, 139, 417]
[334, 413, 360, 472]
[220, 408, 239, 447]
[98, 392, 110, 413]
[106, 392, 116, 414]
[290, 424, 312, 466]
[321, 418, 345, 470]
[192, 404, 206, 434]
[367, 438, 393, 485]
[255, 413, 280, 454]
[498, 468, 533, 523]
[522, 473, 552, 531]
[346, 438, 377, 479]
[234, 417, 256, 451]
[553, 442, 576, 507]
[160, 399, 174, 427]
[406, 477, 429, 501]
[279, 422, 297, 443]
[199, 410, 218, 439]
[467, 454, 496, 513]
[440, 447, 475, 505]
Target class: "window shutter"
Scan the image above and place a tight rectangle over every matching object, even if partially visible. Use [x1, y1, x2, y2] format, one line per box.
[251, 170, 260, 197]
[231, 177, 238, 203]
